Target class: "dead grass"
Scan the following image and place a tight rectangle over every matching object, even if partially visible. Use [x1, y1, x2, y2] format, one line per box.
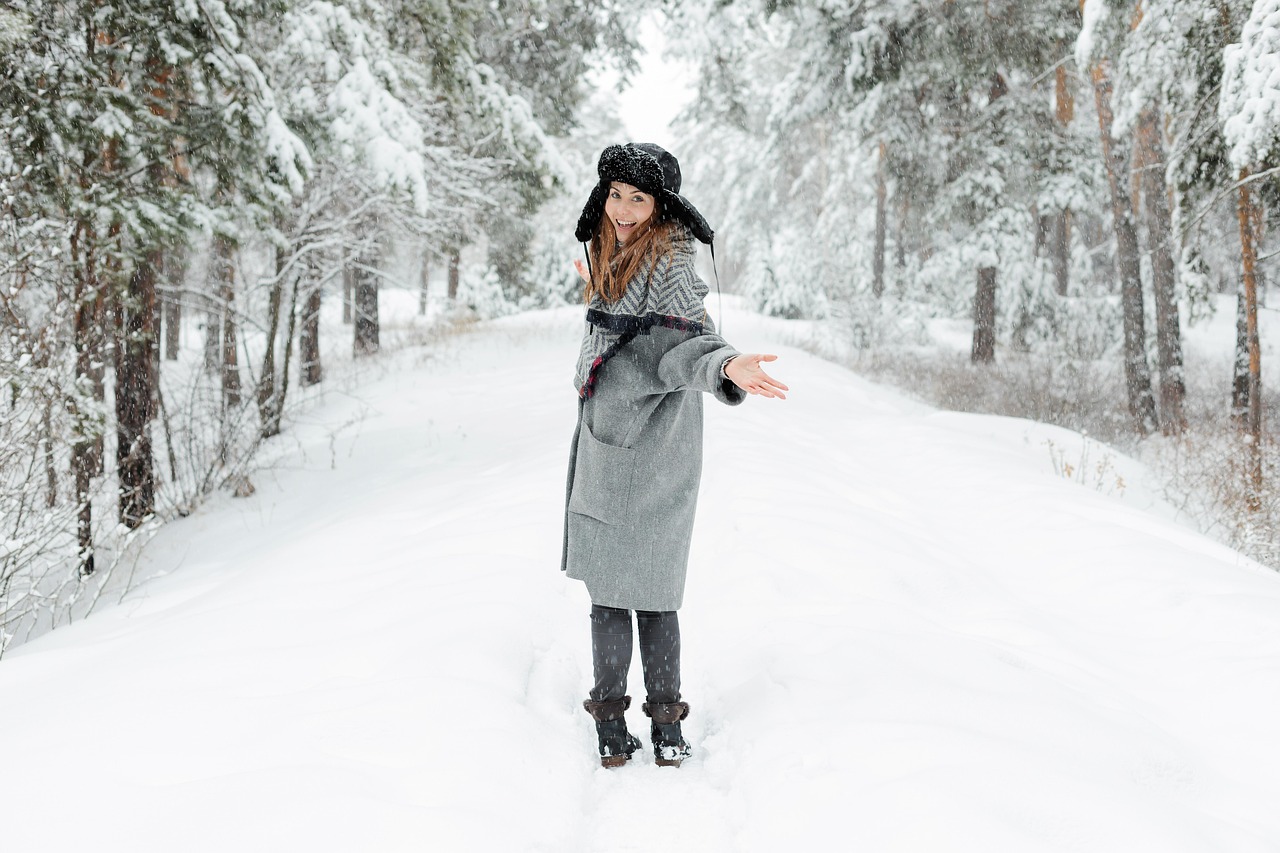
[833, 345, 1280, 571]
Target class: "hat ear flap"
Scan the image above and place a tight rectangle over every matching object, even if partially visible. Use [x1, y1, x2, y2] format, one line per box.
[662, 191, 715, 244]
[575, 184, 609, 243]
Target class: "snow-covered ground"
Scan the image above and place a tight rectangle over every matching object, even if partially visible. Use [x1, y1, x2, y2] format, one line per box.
[3, 301, 1279, 852]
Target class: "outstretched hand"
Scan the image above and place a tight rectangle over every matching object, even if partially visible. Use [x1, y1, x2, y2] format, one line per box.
[726, 354, 789, 400]
[573, 258, 590, 284]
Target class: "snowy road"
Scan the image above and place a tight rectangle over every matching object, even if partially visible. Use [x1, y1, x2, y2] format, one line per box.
[3, 304, 1279, 852]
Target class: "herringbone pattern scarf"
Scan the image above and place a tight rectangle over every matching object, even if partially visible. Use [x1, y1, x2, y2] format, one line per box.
[574, 228, 712, 398]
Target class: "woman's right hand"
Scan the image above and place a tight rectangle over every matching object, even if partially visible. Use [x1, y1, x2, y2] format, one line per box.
[726, 354, 789, 400]
[573, 258, 590, 284]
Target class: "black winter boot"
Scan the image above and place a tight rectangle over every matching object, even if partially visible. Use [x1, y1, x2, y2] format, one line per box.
[583, 696, 642, 768]
[643, 700, 691, 767]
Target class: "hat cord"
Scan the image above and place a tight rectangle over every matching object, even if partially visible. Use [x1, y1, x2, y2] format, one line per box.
[710, 241, 724, 335]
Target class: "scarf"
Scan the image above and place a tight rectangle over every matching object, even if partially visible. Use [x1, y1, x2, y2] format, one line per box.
[574, 227, 711, 399]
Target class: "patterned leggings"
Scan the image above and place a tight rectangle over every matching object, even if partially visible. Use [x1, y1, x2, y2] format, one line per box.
[589, 604, 681, 705]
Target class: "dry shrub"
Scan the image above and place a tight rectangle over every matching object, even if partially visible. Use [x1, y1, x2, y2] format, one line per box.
[838, 346, 1280, 571]
[850, 349, 1137, 446]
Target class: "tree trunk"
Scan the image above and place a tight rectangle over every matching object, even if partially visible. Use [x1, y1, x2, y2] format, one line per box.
[873, 142, 887, 299]
[161, 129, 188, 364]
[278, 273, 301, 424]
[42, 401, 57, 508]
[972, 266, 997, 364]
[448, 250, 461, 301]
[1055, 60, 1075, 125]
[1092, 63, 1158, 434]
[116, 250, 159, 528]
[353, 253, 380, 357]
[419, 251, 430, 315]
[896, 192, 908, 270]
[1052, 210, 1071, 297]
[1236, 170, 1263, 509]
[1137, 108, 1186, 435]
[257, 233, 288, 438]
[203, 302, 221, 374]
[69, 221, 101, 575]
[342, 261, 353, 324]
[1232, 279, 1250, 423]
[1052, 58, 1075, 299]
[164, 286, 181, 359]
[300, 281, 323, 385]
[1034, 213, 1052, 256]
[212, 234, 241, 408]
[971, 72, 1006, 364]
[152, 254, 166, 367]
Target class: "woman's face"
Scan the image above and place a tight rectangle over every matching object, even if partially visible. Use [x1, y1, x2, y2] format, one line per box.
[604, 182, 655, 243]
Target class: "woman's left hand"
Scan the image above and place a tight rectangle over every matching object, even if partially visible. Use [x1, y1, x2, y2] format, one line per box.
[726, 354, 789, 400]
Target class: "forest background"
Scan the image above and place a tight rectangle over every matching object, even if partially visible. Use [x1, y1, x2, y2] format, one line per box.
[2, 0, 1280, 654]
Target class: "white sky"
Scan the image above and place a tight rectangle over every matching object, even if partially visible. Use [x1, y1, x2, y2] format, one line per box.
[598, 14, 694, 150]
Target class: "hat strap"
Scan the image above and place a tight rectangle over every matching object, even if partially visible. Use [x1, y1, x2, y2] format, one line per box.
[710, 241, 724, 335]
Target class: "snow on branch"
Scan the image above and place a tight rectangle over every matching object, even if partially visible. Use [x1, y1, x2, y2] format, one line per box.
[1075, 0, 1113, 69]
[1220, 0, 1280, 171]
[329, 57, 430, 214]
[465, 61, 570, 186]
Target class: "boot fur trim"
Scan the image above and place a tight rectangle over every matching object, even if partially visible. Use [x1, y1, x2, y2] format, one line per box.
[642, 700, 690, 724]
[583, 695, 632, 722]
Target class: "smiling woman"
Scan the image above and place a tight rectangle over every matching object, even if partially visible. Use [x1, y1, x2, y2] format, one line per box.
[605, 182, 655, 242]
[561, 142, 789, 770]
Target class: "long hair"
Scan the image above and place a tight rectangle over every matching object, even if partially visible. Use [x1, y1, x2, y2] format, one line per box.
[585, 203, 675, 304]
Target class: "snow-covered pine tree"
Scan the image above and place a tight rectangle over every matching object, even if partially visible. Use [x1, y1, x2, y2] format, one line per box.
[1090, 0, 1223, 435]
[1220, 0, 1280, 503]
[669, 1, 1087, 357]
[1079, 2, 1159, 432]
[469, 0, 638, 305]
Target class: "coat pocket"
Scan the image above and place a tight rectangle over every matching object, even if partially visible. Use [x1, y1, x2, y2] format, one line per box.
[568, 422, 636, 526]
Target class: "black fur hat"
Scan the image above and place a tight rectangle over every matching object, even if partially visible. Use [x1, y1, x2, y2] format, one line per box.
[575, 143, 714, 245]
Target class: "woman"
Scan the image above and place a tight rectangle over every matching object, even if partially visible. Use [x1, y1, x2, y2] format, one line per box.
[562, 143, 788, 768]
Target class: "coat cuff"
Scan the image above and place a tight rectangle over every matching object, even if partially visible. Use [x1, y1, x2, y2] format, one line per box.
[718, 355, 738, 380]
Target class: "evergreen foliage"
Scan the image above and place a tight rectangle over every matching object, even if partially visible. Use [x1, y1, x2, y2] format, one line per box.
[0, 0, 635, 651]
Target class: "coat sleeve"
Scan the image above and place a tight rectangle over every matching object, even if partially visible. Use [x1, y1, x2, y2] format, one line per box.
[656, 331, 746, 405]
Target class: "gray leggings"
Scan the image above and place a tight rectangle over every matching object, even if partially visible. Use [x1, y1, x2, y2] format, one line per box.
[589, 604, 681, 705]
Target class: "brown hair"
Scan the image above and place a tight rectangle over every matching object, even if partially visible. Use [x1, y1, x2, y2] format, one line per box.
[584, 205, 675, 304]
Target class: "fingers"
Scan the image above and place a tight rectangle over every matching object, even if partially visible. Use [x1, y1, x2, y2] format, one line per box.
[744, 384, 786, 400]
[760, 372, 790, 392]
[741, 373, 788, 399]
[730, 353, 788, 399]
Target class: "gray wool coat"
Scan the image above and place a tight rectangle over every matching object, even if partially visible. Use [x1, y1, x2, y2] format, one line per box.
[561, 227, 745, 611]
